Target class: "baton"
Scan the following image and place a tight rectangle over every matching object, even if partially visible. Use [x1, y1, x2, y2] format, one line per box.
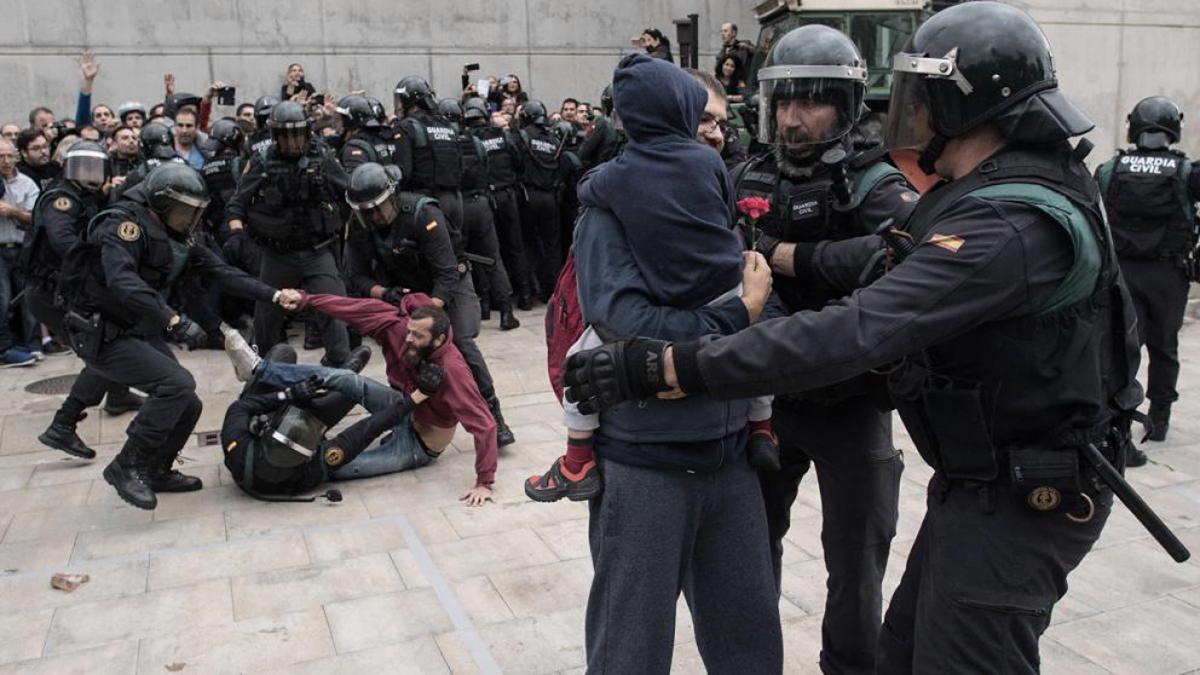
[463, 252, 495, 267]
[1082, 443, 1190, 563]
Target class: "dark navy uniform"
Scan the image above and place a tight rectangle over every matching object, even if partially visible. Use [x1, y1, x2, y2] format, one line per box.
[226, 141, 350, 364]
[732, 142, 916, 672]
[338, 129, 398, 174]
[470, 122, 530, 305]
[457, 126, 513, 312]
[514, 124, 568, 298]
[393, 112, 464, 235]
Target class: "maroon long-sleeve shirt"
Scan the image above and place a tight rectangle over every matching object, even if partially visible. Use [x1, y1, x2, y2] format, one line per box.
[300, 292, 498, 486]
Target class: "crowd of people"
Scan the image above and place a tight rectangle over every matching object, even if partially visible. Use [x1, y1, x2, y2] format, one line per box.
[2, 4, 1197, 673]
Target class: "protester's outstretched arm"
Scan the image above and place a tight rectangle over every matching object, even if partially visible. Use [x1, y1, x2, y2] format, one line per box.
[75, 51, 100, 127]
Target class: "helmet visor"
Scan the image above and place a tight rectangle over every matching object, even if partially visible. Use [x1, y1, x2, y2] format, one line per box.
[757, 65, 866, 147]
[884, 66, 936, 153]
[160, 188, 210, 235]
[349, 186, 398, 228]
[271, 124, 310, 157]
[64, 149, 109, 189]
[266, 406, 327, 465]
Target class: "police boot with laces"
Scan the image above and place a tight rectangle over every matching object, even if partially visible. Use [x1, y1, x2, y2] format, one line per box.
[1147, 402, 1171, 442]
[145, 453, 203, 492]
[487, 395, 516, 446]
[38, 410, 96, 459]
[103, 388, 145, 415]
[103, 441, 158, 510]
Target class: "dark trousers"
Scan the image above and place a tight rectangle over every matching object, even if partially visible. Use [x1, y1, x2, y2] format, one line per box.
[763, 396, 901, 674]
[26, 286, 128, 422]
[445, 275, 494, 399]
[463, 192, 513, 306]
[877, 476, 1110, 674]
[83, 335, 203, 461]
[1119, 257, 1189, 404]
[0, 246, 38, 352]
[254, 246, 350, 365]
[492, 187, 530, 297]
[586, 454, 783, 674]
[433, 189, 464, 242]
[520, 187, 561, 298]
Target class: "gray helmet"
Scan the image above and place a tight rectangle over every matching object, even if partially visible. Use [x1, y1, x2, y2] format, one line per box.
[254, 95, 280, 128]
[62, 140, 110, 190]
[268, 101, 312, 157]
[346, 162, 402, 228]
[261, 406, 327, 468]
[142, 163, 210, 237]
[463, 97, 488, 125]
[336, 95, 375, 131]
[117, 101, 147, 125]
[139, 122, 177, 161]
[1127, 96, 1183, 150]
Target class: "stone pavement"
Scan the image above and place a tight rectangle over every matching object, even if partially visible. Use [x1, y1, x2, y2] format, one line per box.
[1, 307, 1199, 674]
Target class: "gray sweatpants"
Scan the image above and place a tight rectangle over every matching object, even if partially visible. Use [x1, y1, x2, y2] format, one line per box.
[586, 452, 783, 674]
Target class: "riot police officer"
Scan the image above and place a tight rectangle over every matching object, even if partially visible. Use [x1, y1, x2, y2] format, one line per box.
[551, 119, 585, 262]
[441, 98, 519, 330]
[247, 95, 280, 157]
[514, 100, 567, 300]
[564, 3, 1145, 670]
[342, 163, 515, 446]
[335, 95, 397, 172]
[392, 76, 462, 233]
[62, 163, 297, 510]
[199, 118, 246, 244]
[1095, 96, 1200, 449]
[578, 84, 626, 171]
[20, 141, 142, 459]
[726, 25, 918, 672]
[226, 101, 352, 366]
[112, 122, 183, 200]
[465, 97, 532, 310]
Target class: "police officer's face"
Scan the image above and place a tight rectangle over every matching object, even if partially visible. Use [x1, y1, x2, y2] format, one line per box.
[162, 203, 204, 236]
[274, 129, 310, 157]
[775, 99, 837, 149]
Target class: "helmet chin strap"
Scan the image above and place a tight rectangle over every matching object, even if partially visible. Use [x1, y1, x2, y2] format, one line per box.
[918, 134, 948, 176]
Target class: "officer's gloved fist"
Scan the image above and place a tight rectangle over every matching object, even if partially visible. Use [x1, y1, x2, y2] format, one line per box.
[167, 315, 208, 350]
[562, 325, 673, 415]
[282, 374, 325, 402]
[416, 362, 444, 396]
[382, 287, 406, 307]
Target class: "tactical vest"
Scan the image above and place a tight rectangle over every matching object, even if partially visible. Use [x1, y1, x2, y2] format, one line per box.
[248, 130, 274, 157]
[1096, 149, 1195, 260]
[363, 129, 396, 164]
[400, 114, 463, 191]
[458, 133, 490, 193]
[21, 180, 97, 284]
[520, 127, 561, 191]
[201, 155, 242, 204]
[247, 146, 341, 244]
[889, 143, 1142, 490]
[108, 155, 139, 178]
[354, 193, 438, 293]
[472, 127, 518, 189]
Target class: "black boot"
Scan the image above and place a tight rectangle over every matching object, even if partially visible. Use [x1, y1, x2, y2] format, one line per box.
[103, 388, 144, 416]
[103, 442, 158, 510]
[303, 319, 323, 350]
[499, 304, 521, 331]
[1147, 402, 1171, 442]
[480, 297, 492, 322]
[145, 453, 203, 493]
[1126, 443, 1148, 468]
[38, 411, 96, 459]
[344, 345, 373, 373]
[516, 292, 533, 312]
[487, 395, 516, 447]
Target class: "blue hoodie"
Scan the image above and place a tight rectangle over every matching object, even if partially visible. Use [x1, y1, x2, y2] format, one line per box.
[573, 54, 751, 471]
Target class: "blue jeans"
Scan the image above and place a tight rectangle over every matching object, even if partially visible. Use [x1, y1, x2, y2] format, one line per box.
[254, 361, 433, 480]
[0, 247, 38, 352]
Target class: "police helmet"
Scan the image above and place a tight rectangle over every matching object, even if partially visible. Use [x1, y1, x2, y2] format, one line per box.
[62, 140, 110, 191]
[463, 97, 489, 125]
[346, 162, 402, 229]
[169, 92, 203, 115]
[117, 101, 147, 127]
[885, 1, 1092, 173]
[142, 163, 210, 237]
[261, 405, 327, 468]
[520, 100, 549, 128]
[267, 101, 312, 158]
[438, 98, 464, 124]
[394, 76, 437, 115]
[600, 85, 614, 117]
[208, 118, 246, 155]
[366, 97, 387, 129]
[335, 95, 375, 131]
[139, 122, 177, 161]
[552, 120, 576, 144]
[253, 95, 281, 128]
[1127, 96, 1183, 150]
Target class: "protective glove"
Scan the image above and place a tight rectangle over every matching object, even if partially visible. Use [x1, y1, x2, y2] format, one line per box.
[562, 324, 673, 415]
[751, 230, 781, 263]
[382, 287, 406, 307]
[281, 374, 325, 402]
[166, 315, 208, 350]
[416, 362, 444, 396]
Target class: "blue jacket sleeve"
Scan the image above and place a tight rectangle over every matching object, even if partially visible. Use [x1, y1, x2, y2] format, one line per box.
[75, 92, 92, 127]
[574, 208, 749, 342]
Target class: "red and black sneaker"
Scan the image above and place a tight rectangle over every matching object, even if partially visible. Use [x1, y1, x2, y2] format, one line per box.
[525, 456, 602, 502]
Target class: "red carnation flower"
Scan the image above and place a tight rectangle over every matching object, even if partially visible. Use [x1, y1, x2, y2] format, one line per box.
[737, 196, 771, 220]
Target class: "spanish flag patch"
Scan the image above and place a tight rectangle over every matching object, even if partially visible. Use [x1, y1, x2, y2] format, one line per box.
[929, 233, 965, 253]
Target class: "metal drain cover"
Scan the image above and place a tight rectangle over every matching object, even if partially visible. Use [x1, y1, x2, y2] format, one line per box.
[25, 374, 80, 395]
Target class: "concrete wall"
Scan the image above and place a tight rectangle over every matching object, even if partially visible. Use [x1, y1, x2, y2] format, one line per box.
[2, 0, 1198, 163]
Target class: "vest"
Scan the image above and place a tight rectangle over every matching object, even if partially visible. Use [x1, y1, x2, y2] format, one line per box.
[472, 126, 518, 189]
[520, 127, 561, 191]
[458, 133, 490, 194]
[400, 114, 463, 191]
[1096, 148, 1195, 260]
[247, 146, 341, 244]
[21, 180, 96, 284]
[353, 193, 439, 293]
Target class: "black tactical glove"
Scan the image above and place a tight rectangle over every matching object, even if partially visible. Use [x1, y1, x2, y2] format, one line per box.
[382, 287, 406, 307]
[562, 325, 673, 415]
[416, 362, 444, 396]
[166, 315, 208, 350]
[752, 231, 782, 265]
[282, 374, 325, 402]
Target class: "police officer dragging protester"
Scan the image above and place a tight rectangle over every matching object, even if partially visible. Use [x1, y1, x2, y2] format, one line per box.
[19, 141, 143, 460]
[465, 96, 533, 311]
[730, 23, 918, 672]
[514, 99, 568, 301]
[441, 98, 520, 330]
[59, 163, 302, 510]
[563, 3, 1191, 670]
[1095, 96, 1200, 452]
[342, 163, 515, 446]
[226, 101, 353, 367]
[335, 94, 397, 172]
